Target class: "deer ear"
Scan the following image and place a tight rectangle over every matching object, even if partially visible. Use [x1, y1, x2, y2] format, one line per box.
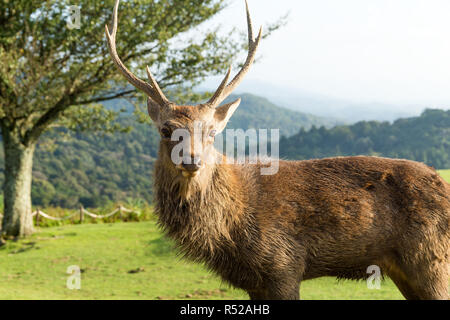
[147, 97, 160, 122]
[214, 98, 241, 133]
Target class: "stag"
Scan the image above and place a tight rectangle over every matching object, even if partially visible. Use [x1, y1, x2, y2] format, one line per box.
[106, 0, 449, 299]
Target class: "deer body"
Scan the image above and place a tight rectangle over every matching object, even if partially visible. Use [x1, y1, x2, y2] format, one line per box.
[106, 0, 449, 299]
[155, 151, 450, 300]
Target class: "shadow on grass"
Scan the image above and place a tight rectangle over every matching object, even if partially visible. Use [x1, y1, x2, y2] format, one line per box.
[7, 241, 39, 255]
[148, 236, 174, 256]
[62, 232, 78, 237]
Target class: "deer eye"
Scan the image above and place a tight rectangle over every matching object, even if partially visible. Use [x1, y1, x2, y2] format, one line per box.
[161, 128, 171, 139]
[209, 130, 217, 138]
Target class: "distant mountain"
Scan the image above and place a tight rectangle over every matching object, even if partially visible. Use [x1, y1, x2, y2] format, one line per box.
[280, 109, 450, 169]
[203, 79, 436, 123]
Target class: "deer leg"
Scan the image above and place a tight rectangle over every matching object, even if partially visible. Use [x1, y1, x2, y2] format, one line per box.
[387, 271, 421, 300]
[266, 280, 300, 300]
[248, 278, 300, 300]
[248, 289, 269, 300]
[387, 258, 449, 300]
[409, 263, 449, 300]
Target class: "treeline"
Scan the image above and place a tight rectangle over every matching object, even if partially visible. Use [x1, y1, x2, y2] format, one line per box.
[280, 109, 450, 169]
[0, 117, 160, 208]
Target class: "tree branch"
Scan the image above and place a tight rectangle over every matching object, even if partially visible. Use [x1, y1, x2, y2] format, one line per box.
[74, 89, 136, 106]
[23, 93, 72, 145]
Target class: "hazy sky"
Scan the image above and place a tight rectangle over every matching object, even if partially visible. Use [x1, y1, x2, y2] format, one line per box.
[204, 0, 450, 106]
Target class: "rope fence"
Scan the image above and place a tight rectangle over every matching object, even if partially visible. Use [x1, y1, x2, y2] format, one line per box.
[30, 205, 139, 226]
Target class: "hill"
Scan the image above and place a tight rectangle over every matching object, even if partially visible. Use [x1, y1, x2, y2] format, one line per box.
[104, 93, 341, 137]
[280, 109, 450, 169]
[0, 93, 334, 208]
[222, 93, 341, 136]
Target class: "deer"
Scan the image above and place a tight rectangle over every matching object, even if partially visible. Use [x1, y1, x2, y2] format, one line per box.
[105, 0, 450, 300]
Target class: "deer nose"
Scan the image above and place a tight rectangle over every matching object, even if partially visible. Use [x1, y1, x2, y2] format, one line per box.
[182, 157, 203, 172]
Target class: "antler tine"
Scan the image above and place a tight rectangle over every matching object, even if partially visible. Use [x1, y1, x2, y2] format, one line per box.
[245, 0, 254, 43]
[207, 0, 262, 108]
[146, 66, 168, 104]
[105, 0, 169, 106]
[206, 66, 232, 107]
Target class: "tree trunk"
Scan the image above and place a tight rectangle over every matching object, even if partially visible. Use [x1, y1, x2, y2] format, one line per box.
[1, 128, 35, 237]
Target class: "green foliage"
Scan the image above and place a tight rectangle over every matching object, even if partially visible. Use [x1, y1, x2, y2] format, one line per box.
[0, 0, 282, 141]
[0, 0, 280, 187]
[31, 179, 56, 207]
[281, 109, 450, 169]
[37, 116, 159, 208]
[61, 104, 131, 134]
[0, 221, 405, 299]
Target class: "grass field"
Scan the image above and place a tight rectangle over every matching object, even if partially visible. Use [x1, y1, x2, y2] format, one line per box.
[0, 170, 448, 300]
[0, 221, 405, 300]
[439, 169, 450, 183]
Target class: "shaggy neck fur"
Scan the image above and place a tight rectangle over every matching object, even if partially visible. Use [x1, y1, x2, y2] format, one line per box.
[154, 145, 250, 262]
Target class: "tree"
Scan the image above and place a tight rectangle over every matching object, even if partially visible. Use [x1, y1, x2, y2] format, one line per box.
[0, 0, 281, 237]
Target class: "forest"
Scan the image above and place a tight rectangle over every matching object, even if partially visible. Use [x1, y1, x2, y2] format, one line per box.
[281, 109, 450, 169]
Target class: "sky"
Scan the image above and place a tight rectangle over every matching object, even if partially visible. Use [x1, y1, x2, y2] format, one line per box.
[203, 0, 450, 107]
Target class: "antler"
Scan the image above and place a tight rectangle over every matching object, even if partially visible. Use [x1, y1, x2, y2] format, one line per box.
[207, 0, 262, 108]
[105, 0, 169, 106]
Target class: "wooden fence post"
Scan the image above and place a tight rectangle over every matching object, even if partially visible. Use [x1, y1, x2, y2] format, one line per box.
[35, 209, 40, 227]
[80, 205, 84, 224]
[119, 206, 123, 220]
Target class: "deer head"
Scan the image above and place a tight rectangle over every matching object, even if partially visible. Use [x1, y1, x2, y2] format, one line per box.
[105, 0, 261, 179]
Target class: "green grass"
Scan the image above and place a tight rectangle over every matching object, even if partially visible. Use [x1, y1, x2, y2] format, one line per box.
[438, 169, 450, 182]
[0, 221, 403, 300]
[0, 170, 447, 300]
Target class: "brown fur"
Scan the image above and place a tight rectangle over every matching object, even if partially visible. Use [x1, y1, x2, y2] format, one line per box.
[152, 104, 450, 300]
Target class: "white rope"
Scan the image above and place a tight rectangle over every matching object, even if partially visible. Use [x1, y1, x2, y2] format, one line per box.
[33, 211, 78, 221]
[82, 208, 119, 219]
[3, 206, 139, 222]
